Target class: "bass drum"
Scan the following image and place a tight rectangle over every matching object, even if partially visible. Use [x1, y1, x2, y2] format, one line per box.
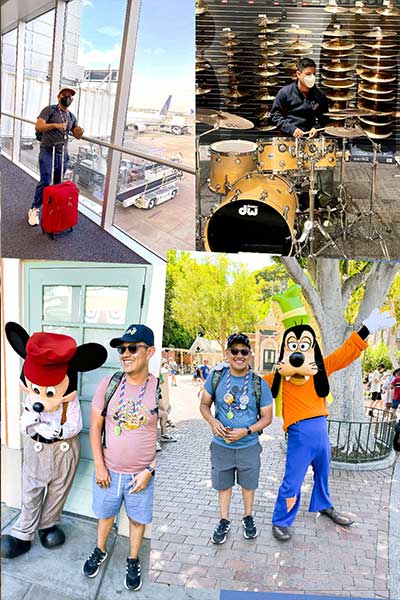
[204, 172, 297, 255]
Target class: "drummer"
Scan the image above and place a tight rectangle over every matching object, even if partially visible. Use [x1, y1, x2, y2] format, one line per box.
[270, 57, 334, 207]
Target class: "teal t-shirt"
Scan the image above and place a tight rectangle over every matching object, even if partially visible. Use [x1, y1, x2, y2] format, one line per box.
[204, 367, 272, 449]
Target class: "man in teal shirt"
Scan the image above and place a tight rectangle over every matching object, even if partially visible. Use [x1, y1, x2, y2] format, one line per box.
[200, 333, 273, 544]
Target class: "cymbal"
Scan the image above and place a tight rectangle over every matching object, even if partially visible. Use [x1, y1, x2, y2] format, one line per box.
[257, 16, 281, 26]
[363, 49, 398, 59]
[259, 27, 280, 35]
[322, 50, 353, 59]
[224, 99, 244, 109]
[322, 72, 355, 81]
[363, 41, 398, 49]
[256, 90, 277, 101]
[359, 82, 395, 95]
[259, 39, 280, 48]
[358, 99, 394, 116]
[256, 69, 280, 78]
[375, 6, 400, 16]
[285, 40, 313, 51]
[359, 116, 393, 127]
[358, 70, 397, 83]
[360, 125, 393, 139]
[258, 125, 278, 132]
[195, 0, 207, 15]
[322, 61, 356, 72]
[321, 40, 356, 51]
[324, 4, 348, 14]
[256, 107, 271, 119]
[259, 49, 280, 57]
[325, 126, 366, 138]
[363, 28, 398, 39]
[284, 26, 313, 35]
[360, 60, 397, 71]
[220, 39, 240, 47]
[349, 4, 374, 14]
[323, 108, 361, 117]
[326, 91, 356, 101]
[321, 79, 355, 88]
[222, 87, 249, 99]
[221, 31, 238, 39]
[359, 91, 396, 102]
[257, 59, 281, 68]
[196, 84, 211, 95]
[196, 109, 254, 129]
[258, 79, 280, 87]
[324, 28, 354, 37]
[222, 49, 241, 57]
[196, 63, 211, 72]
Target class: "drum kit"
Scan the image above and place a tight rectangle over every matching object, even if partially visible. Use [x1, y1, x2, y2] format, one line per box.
[197, 105, 393, 258]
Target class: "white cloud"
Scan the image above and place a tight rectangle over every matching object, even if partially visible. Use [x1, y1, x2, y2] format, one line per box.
[78, 43, 122, 69]
[82, 0, 93, 7]
[80, 38, 94, 49]
[96, 26, 121, 38]
[143, 47, 167, 56]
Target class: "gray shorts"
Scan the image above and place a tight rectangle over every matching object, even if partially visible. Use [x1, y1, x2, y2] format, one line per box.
[210, 441, 262, 491]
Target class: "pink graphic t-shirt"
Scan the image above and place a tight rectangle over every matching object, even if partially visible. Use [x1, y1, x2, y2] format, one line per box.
[92, 373, 158, 474]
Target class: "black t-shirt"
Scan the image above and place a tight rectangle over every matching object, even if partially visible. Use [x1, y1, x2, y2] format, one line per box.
[270, 81, 329, 136]
[38, 105, 77, 148]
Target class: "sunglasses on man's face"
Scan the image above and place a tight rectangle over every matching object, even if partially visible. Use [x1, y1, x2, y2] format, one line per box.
[229, 348, 250, 356]
[117, 343, 148, 355]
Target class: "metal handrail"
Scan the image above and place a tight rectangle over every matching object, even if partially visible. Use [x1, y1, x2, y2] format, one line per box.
[1, 111, 196, 175]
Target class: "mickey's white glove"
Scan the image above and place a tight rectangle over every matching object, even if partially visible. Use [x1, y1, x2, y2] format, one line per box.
[20, 409, 40, 433]
[362, 308, 396, 334]
[34, 421, 63, 440]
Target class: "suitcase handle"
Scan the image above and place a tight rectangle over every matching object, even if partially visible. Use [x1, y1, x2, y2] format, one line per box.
[51, 142, 66, 186]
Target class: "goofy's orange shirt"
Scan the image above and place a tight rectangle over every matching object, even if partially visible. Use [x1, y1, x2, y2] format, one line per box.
[263, 332, 368, 431]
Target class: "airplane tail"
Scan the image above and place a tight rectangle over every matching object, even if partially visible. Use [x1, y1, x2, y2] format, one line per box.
[159, 95, 172, 117]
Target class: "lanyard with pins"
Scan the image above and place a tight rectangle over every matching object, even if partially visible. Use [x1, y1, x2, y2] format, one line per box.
[223, 369, 250, 419]
[113, 373, 150, 436]
[58, 107, 69, 140]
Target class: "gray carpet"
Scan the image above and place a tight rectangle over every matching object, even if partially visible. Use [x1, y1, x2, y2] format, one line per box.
[0, 156, 149, 264]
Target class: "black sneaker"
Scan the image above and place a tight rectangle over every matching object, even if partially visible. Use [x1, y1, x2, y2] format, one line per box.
[82, 546, 108, 577]
[125, 557, 142, 591]
[211, 518, 231, 545]
[242, 514, 258, 539]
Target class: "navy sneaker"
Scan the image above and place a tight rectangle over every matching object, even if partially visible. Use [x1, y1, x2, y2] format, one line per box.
[242, 514, 258, 539]
[125, 557, 142, 591]
[211, 518, 231, 545]
[82, 546, 108, 577]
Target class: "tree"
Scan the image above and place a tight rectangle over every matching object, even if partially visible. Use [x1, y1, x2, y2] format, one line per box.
[162, 251, 193, 349]
[279, 257, 399, 450]
[171, 254, 266, 347]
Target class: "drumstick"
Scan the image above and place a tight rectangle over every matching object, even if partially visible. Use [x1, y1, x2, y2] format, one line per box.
[302, 126, 328, 135]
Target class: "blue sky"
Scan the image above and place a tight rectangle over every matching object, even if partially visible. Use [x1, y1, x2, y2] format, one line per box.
[79, 0, 194, 112]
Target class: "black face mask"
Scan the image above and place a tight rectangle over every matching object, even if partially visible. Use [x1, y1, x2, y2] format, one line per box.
[60, 96, 72, 107]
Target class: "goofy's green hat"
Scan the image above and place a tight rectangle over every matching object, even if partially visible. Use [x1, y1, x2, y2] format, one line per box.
[272, 284, 309, 329]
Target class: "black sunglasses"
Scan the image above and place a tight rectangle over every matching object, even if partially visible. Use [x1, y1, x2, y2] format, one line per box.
[117, 343, 149, 355]
[230, 348, 250, 356]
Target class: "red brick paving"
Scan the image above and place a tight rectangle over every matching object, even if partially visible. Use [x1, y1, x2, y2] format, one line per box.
[149, 376, 393, 597]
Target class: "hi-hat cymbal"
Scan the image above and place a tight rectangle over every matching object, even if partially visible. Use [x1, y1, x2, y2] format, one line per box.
[358, 69, 397, 83]
[359, 82, 395, 95]
[321, 40, 356, 51]
[324, 4, 348, 14]
[326, 90, 356, 101]
[363, 41, 398, 49]
[359, 91, 396, 102]
[321, 79, 355, 88]
[257, 16, 281, 26]
[256, 69, 280, 78]
[375, 6, 400, 16]
[256, 90, 277, 101]
[322, 61, 356, 72]
[195, 0, 207, 15]
[196, 109, 254, 129]
[196, 84, 211, 95]
[358, 99, 394, 116]
[324, 28, 354, 37]
[360, 60, 397, 71]
[284, 26, 313, 35]
[325, 126, 366, 138]
[363, 28, 398, 39]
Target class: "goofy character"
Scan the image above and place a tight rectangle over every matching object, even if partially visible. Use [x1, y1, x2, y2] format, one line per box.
[263, 285, 395, 542]
[1, 322, 107, 559]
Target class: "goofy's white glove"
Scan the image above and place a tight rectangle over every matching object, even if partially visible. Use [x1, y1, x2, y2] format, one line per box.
[362, 308, 396, 334]
[20, 408, 40, 434]
[34, 421, 63, 440]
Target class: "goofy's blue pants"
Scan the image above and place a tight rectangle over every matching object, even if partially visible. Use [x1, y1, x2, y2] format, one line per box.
[272, 416, 332, 527]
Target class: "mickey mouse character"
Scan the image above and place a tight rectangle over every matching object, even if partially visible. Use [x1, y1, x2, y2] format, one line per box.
[263, 286, 395, 542]
[1, 323, 107, 559]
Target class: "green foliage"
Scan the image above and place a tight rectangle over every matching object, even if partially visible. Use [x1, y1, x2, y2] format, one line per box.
[362, 342, 393, 373]
[170, 253, 266, 346]
[254, 261, 292, 301]
[162, 250, 193, 349]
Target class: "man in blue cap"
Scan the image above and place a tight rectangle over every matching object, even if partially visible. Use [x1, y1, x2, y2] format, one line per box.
[82, 324, 158, 591]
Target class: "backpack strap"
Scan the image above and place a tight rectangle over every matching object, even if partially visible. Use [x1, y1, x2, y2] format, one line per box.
[211, 368, 226, 402]
[101, 371, 124, 448]
[251, 372, 263, 435]
[150, 377, 161, 415]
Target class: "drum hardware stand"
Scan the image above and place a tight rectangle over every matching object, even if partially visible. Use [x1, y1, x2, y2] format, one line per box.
[196, 126, 219, 248]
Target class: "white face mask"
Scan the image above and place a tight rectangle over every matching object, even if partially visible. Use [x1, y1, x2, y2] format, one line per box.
[303, 74, 316, 89]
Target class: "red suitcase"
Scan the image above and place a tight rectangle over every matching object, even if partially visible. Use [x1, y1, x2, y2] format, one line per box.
[41, 146, 79, 239]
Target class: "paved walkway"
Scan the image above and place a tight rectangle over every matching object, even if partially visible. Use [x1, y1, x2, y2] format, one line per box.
[149, 375, 399, 598]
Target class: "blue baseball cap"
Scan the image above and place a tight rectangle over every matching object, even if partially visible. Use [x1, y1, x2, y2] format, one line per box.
[110, 324, 155, 348]
[226, 333, 251, 349]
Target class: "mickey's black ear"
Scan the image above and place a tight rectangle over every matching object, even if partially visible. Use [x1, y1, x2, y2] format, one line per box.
[69, 343, 108, 372]
[5, 322, 30, 358]
[313, 341, 330, 398]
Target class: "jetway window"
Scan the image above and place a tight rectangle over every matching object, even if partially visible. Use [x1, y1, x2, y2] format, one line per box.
[1, 29, 17, 156]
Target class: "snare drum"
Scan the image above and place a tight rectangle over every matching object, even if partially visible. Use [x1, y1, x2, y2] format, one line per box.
[209, 140, 258, 194]
[204, 171, 297, 255]
[257, 137, 303, 172]
[303, 137, 337, 170]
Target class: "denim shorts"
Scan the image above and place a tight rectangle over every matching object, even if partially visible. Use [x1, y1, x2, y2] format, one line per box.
[92, 469, 154, 524]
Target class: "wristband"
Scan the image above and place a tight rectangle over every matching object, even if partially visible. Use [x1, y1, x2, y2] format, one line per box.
[247, 427, 252, 436]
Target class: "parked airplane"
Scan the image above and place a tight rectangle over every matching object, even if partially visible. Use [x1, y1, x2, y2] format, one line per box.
[126, 95, 172, 135]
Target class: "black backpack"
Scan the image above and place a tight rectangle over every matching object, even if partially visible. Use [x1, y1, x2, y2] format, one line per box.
[101, 371, 161, 448]
[210, 367, 263, 433]
[35, 105, 75, 141]
[393, 420, 400, 452]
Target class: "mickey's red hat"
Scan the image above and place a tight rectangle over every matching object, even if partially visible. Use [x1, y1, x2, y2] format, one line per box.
[24, 332, 77, 386]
